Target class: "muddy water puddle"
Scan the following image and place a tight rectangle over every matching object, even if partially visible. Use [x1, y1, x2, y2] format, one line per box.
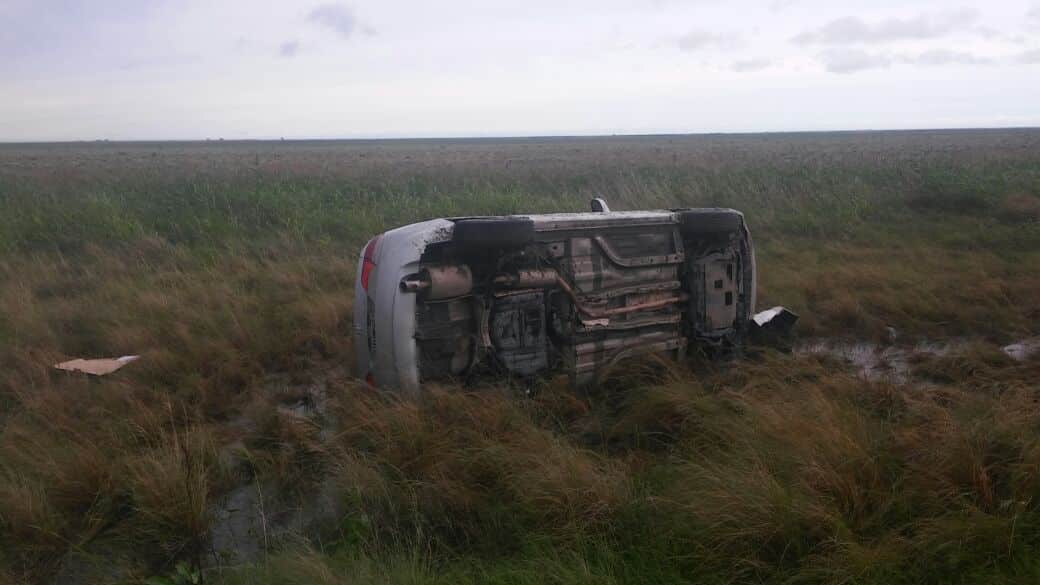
[796, 336, 1039, 383]
[207, 364, 347, 568]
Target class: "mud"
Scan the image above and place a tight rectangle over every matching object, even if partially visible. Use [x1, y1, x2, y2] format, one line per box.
[796, 336, 1039, 383]
[207, 364, 347, 568]
[208, 476, 343, 567]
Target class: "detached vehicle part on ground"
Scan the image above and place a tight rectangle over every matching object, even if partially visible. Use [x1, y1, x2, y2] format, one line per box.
[354, 199, 794, 395]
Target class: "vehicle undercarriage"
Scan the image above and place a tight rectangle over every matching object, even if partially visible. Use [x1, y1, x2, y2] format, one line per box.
[400, 208, 756, 387]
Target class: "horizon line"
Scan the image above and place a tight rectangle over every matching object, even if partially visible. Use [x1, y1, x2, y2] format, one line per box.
[3, 125, 1040, 146]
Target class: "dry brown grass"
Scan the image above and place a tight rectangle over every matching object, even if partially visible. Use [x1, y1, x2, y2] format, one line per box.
[214, 349, 1040, 583]
[757, 241, 1040, 340]
[0, 384, 224, 580]
[328, 385, 630, 554]
[544, 352, 1032, 582]
[998, 193, 1040, 223]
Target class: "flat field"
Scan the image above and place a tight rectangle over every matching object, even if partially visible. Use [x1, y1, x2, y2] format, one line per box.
[1, 129, 1039, 584]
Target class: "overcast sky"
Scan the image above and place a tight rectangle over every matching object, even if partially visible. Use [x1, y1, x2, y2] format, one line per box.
[2, 0, 1039, 141]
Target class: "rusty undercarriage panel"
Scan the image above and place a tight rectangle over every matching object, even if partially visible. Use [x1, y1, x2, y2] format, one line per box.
[391, 206, 758, 389]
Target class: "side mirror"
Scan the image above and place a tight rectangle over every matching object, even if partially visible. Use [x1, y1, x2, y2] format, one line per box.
[590, 197, 611, 212]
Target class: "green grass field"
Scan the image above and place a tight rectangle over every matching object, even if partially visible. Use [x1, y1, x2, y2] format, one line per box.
[1, 130, 1039, 584]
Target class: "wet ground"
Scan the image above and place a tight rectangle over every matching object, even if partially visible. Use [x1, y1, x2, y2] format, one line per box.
[796, 336, 1040, 383]
[207, 364, 346, 570]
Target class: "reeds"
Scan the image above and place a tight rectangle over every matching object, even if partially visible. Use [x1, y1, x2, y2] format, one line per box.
[0, 131, 1038, 582]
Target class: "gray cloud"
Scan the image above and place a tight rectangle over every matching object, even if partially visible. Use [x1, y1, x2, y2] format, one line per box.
[819, 49, 891, 73]
[794, 9, 977, 45]
[972, 26, 1027, 45]
[769, 0, 797, 12]
[308, 3, 357, 38]
[677, 30, 739, 51]
[118, 54, 202, 71]
[731, 58, 772, 72]
[899, 49, 990, 66]
[279, 41, 300, 58]
[820, 47, 994, 73]
[1018, 49, 1040, 64]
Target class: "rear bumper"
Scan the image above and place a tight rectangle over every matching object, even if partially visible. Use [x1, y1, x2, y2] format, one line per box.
[353, 219, 454, 395]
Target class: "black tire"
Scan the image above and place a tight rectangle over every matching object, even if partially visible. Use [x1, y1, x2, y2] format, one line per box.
[677, 208, 742, 235]
[453, 217, 535, 247]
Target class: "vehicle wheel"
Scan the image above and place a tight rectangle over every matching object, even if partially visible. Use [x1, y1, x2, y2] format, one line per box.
[677, 208, 742, 235]
[453, 217, 535, 247]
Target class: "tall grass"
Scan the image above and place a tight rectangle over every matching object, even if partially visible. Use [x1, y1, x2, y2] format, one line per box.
[213, 350, 1040, 584]
[0, 131, 1038, 583]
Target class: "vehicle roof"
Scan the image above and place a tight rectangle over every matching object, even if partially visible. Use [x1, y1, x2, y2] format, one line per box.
[513, 210, 676, 221]
[449, 210, 674, 220]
